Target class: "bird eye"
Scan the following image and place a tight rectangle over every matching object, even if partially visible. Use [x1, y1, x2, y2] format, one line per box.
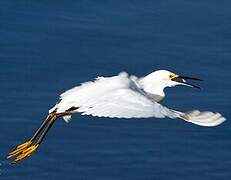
[169, 74, 176, 79]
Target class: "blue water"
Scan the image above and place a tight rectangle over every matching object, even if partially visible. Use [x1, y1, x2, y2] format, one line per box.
[1, 0, 231, 179]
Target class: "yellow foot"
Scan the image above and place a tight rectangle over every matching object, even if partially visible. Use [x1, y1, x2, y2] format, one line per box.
[16, 141, 32, 150]
[14, 144, 39, 163]
[7, 141, 32, 159]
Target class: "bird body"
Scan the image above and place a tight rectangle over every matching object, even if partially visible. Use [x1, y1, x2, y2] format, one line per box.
[7, 70, 226, 163]
[49, 71, 173, 120]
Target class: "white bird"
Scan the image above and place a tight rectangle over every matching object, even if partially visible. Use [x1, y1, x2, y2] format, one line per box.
[7, 70, 226, 163]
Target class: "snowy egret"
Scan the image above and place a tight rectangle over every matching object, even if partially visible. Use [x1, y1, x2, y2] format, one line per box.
[7, 70, 226, 163]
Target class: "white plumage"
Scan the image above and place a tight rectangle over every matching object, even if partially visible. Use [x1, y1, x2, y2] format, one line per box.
[49, 70, 226, 127]
[7, 69, 226, 163]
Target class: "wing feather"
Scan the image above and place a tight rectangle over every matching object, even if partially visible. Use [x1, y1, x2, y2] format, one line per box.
[78, 89, 177, 119]
[173, 110, 226, 127]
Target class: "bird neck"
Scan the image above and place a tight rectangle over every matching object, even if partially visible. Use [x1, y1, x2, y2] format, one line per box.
[138, 77, 166, 98]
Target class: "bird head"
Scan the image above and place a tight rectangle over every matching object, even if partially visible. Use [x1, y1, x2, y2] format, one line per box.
[139, 70, 202, 98]
[150, 70, 202, 89]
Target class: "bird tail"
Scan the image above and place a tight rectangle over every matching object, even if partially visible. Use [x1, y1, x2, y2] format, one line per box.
[6, 112, 70, 164]
[173, 110, 226, 127]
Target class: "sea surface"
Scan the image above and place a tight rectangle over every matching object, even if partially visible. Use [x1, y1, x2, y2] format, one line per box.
[0, 1, 231, 180]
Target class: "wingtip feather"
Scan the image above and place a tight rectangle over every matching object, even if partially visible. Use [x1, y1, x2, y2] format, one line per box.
[180, 110, 226, 127]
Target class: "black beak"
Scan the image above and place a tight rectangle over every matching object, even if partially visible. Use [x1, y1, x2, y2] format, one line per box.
[172, 75, 202, 89]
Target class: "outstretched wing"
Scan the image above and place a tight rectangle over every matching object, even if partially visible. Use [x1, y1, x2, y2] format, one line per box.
[77, 88, 178, 119]
[75, 88, 226, 127]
